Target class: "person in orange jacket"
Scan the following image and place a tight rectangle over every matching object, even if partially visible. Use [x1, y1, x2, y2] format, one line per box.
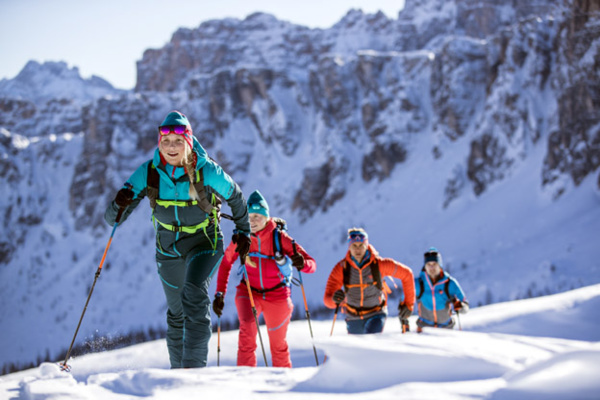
[324, 228, 416, 334]
[213, 190, 317, 367]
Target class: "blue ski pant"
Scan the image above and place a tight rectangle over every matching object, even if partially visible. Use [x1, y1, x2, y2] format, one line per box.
[156, 240, 223, 368]
[346, 313, 386, 334]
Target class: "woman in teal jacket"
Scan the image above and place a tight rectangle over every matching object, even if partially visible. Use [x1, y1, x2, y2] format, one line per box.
[104, 110, 251, 368]
[415, 248, 469, 332]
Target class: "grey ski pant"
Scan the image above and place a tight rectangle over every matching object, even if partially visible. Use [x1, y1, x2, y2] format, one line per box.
[156, 240, 223, 368]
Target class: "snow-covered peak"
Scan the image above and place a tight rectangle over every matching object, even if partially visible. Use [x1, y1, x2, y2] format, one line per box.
[0, 60, 122, 103]
[242, 11, 290, 28]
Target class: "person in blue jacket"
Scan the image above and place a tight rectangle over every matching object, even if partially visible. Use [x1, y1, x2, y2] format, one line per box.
[104, 110, 251, 368]
[415, 247, 468, 332]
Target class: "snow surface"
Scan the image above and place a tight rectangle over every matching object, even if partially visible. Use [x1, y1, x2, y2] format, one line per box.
[1, 284, 599, 400]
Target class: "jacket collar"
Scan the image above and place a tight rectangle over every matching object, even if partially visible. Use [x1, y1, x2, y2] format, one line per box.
[345, 244, 379, 268]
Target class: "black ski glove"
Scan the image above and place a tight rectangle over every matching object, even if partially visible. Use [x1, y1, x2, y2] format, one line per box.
[232, 232, 251, 261]
[114, 187, 134, 208]
[290, 253, 304, 270]
[333, 290, 345, 305]
[398, 303, 412, 319]
[213, 292, 225, 317]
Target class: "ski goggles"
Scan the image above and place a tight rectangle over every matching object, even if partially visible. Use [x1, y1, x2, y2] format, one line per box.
[348, 231, 368, 244]
[158, 125, 189, 136]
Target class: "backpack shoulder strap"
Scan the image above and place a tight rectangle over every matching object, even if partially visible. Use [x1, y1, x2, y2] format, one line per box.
[271, 221, 293, 287]
[272, 223, 283, 260]
[444, 278, 451, 298]
[193, 169, 219, 215]
[342, 260, 350, 290]
[147, 162, 160, 210]
[370, 260, 383, 290]
[417, 277, 424, 300]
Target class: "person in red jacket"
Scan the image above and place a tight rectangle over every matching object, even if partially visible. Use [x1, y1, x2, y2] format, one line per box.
[213, 190, 316, 367]
[324, 228, 415, 334]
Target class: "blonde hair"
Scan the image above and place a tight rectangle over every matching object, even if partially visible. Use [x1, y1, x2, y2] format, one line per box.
[182, 145, 200, 201]
[347, 227, 368, 236]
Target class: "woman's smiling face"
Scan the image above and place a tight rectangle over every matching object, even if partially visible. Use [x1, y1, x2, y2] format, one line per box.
[159, 134, 188, 166]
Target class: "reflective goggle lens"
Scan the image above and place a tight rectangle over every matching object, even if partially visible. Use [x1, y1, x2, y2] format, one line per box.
[348, 232, 367, 242]
[159, 125, 187, 135]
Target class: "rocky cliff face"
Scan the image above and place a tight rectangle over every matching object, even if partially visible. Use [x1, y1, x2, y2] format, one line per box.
[130, 0, 598, 210]
[542, 0, 600, 196]
[0, 0, 598, 372]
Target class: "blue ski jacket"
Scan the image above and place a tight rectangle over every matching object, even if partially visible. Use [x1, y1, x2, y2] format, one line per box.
[415, 269, 467, 328]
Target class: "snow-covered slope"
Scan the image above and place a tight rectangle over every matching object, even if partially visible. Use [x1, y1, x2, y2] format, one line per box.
[1, 284, 599, 399]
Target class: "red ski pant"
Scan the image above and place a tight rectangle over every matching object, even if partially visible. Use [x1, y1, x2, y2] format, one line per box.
[235, 286, 294, 368]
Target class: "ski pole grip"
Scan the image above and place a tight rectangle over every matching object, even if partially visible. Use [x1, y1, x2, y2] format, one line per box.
[292, 240, 298, 255]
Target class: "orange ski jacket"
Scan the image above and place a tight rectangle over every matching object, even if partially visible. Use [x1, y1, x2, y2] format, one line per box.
[324, 244, 415, 318]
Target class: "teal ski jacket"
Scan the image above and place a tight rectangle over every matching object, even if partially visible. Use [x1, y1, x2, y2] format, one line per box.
[104, 136, 250, 257]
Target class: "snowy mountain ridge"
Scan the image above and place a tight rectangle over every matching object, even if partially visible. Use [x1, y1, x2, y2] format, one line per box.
[0, 0, 599, 374]
[0, 60, 120, 103]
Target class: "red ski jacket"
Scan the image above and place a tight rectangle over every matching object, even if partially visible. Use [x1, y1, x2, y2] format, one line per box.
[216, 218, 316, 301]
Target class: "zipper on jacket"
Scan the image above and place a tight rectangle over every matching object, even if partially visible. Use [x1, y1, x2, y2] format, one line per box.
[425, 275, 438, 324]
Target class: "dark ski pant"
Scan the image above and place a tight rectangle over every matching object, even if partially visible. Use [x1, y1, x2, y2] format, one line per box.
[156, 240, 223, 368]
[416, 316, 455, 330]
[346, 313, 386, 334]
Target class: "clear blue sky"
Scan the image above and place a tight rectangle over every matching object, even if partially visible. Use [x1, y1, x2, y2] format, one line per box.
[0, 0, 405, 89]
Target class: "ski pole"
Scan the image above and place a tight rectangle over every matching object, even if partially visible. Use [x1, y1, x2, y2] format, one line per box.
[217, 316, 221, 366]
[242, 263, 269, 367]
[330, 304, 340, 337]
[323, 303, 340, 364]
[452, 297, 463, 331]
[59, 206, 125, 372]
[292, 241, 319, 366]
